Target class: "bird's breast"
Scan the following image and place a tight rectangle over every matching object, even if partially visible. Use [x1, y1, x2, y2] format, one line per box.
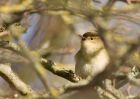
[75, 62, 93, 79]
[75, 49, 110, 79]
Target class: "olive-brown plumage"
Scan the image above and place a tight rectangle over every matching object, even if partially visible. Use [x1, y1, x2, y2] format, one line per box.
[75, 32, 110, 79]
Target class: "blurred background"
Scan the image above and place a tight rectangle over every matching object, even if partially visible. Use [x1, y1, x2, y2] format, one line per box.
[0, 0, 140, 98]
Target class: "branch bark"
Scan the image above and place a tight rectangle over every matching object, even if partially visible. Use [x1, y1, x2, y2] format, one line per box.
[0, 64, 33, 95]
[41, 58, 80, 82]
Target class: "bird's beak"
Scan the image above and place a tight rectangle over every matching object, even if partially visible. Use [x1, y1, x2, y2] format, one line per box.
[78, 34, 82, 38]
[77, 34, 85, 41]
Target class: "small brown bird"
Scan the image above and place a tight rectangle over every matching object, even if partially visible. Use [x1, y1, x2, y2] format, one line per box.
[75, 32, 110, 80]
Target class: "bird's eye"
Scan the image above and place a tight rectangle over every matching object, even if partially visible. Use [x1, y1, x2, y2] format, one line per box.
[90, 37, 93, 40]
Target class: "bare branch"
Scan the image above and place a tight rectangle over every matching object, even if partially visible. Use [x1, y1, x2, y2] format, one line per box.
[41, 58, 80, 82]
[0, 41, 79, 83]
[0, 64, 33, 95]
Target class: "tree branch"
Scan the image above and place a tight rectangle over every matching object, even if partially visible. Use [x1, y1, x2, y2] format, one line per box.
[0, 41, 80, 83]
[41, 58, 80, 82]
[0, 64, 33, 95]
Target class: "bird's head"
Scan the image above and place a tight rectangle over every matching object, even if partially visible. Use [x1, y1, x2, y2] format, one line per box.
[80, 32, 104, 54]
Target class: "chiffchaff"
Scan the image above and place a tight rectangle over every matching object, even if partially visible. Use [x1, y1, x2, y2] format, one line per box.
[75, 32, 110, 80]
